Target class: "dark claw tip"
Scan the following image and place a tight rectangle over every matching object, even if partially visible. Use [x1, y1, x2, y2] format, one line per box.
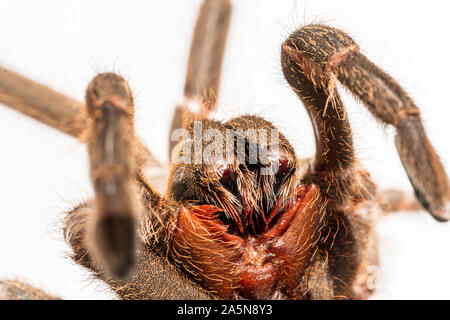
[93, 215, 137, 280]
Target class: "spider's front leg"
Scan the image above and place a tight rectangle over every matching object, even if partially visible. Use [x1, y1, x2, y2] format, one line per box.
[281, 24, 449, 299]
[65, 73, 213, 299]
[282, 24, 449, 221]
[83, 73, 141, 279]
[281, 33, 378, 299]
[168, 0, 232, 156]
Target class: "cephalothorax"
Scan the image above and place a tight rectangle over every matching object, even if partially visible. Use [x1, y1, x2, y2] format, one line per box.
[0, 0, 448, 300]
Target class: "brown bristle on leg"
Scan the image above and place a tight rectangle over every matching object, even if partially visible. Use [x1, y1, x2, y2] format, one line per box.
[85, 73, 139, 280]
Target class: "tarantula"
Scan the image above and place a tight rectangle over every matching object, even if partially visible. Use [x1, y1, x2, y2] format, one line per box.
[0, 0, 448, 300]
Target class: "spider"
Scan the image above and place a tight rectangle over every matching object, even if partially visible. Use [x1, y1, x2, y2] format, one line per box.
[0, 0, 449, 300]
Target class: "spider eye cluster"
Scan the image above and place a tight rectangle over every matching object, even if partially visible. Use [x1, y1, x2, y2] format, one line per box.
[169, 115, 299, 230]
[171, 155, 295, 203]
[218, 158, 294, 188]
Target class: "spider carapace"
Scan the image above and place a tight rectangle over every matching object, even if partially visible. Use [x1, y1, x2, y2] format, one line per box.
[0, 0, 448, 300]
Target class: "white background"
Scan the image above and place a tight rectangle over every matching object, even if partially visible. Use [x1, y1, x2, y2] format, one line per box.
[0, 0, 449, 299]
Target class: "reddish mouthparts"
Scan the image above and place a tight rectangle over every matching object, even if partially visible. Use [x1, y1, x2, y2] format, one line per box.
[171, 184, 323, 300]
